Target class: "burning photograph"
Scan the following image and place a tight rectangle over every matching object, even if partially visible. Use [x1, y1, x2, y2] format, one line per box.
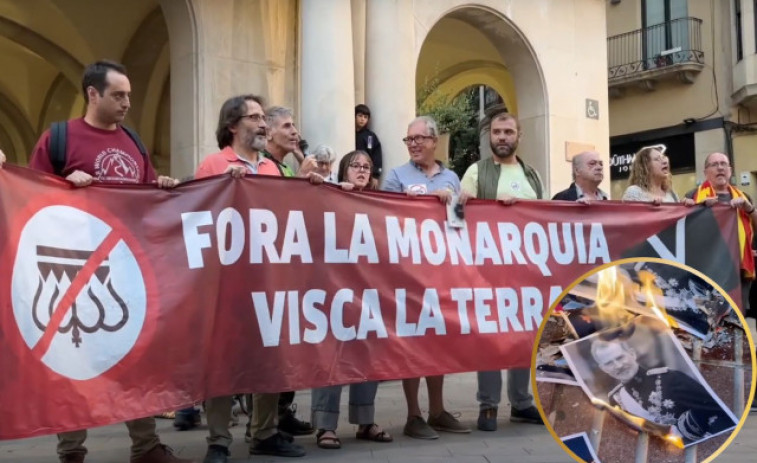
[534, 258, 754, 462]
[561, 316, 738, 447]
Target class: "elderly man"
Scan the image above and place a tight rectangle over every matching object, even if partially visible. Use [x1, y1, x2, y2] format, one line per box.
[591, 338, 735, 444]
[685, 152, 756, 315]
[262, 106, 316, 178]
[28, 60, 184, 463]
[382, 115, 469, 439]
[460, 110, 544, 431]
[552, 151, 608, 201]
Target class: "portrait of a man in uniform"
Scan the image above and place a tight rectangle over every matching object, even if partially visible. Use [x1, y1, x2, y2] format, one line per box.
[561, 316, 738, 447]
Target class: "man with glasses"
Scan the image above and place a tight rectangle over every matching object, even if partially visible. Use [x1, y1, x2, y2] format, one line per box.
[382, 115, 468, 439]
[552, 151, 608, 202]
[459, 109, 544, 431]
[685, 152, 756, 317]
[190, 95, 306, 462]
[382, 115, 460, 202]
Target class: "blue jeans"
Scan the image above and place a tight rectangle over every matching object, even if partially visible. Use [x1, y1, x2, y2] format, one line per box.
[311, 382, 379, 431]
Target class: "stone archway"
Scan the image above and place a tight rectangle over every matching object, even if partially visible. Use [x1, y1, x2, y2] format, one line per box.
[0, 0, 171, 171]
[415, 5, 549, 185]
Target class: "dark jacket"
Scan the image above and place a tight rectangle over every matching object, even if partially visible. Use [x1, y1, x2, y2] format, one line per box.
[552, 182, 608, 201]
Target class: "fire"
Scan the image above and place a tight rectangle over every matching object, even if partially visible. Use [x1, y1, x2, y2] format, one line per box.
[637, 270, 678, 328]
[593, 266, 633, 327]
[590, 397, 685, 449]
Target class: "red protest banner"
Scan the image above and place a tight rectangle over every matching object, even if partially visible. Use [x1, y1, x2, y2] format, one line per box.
[0, 165, 740, 439]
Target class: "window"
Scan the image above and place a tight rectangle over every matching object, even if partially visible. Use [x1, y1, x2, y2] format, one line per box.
[642, 0, 689, 68]
[735, 0, 743, 61]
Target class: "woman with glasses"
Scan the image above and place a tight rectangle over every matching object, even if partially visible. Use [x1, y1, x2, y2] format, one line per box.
[622, 144, 680, 204]
[309, 150, 391, 449]
[337, 150, 377, 191]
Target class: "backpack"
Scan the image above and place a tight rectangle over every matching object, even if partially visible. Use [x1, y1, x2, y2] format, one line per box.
[49, 121, 147, 176]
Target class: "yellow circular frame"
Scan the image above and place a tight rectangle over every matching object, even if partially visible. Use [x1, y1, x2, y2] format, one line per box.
[531, 257, 757, 463]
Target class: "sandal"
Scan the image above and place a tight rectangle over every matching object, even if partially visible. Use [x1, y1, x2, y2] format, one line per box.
[316, 429, 342, 449]
[356, 423, 393, 442]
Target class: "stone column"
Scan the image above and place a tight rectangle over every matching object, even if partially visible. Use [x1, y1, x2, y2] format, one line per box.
[365, 0, 416, 176]
[300, 0, 355, 158]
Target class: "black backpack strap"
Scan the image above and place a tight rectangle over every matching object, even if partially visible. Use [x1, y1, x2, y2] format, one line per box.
[49, 121, 67, 176]
[121, 125, 147, 158]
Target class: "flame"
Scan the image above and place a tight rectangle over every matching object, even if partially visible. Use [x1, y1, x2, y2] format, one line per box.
[637, 270, 678, 328]
[590, 397, 684, 449]
[594, 267, 633, 327]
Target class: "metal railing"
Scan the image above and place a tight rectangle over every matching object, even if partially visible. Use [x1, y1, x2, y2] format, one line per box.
[608, 17, 705, 81]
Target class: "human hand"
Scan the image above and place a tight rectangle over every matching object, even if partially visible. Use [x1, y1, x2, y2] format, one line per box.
[157, 175, 180, 188]
[65, 170, 94, 187]
[458, 190, 475, 205]
[576, 197, 592, 205]
[307, 172, 324, 184]
[681, 198, 696, 207]
[0, 149, 6, 168]
[702, 198, 718, 207]
[339, 182, 355, 191]
[298, 156, 317, 177]
[497, 194, 518, 205]
[225, 165, 247, 178]
[731, 197, 755, 214]
[432, 189, 453, 204]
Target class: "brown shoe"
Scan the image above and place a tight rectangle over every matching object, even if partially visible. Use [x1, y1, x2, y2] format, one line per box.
[131, 444, 193, 463]
[60, 454, 85, 463]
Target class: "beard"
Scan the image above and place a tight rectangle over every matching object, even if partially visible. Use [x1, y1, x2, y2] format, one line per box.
[244, 130, 267, 152]
[491, 141, 517, 159]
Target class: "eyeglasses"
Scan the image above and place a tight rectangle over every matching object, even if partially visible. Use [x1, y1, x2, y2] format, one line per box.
[348, 163, 371, 172]
[706, 161, 731, 169]
[402, 135, 434, 145]
[240, 114, 265, 123]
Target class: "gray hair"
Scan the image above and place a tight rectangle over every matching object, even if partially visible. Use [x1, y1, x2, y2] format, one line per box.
[312, 144, 336, 163]
[266, 106, 294, 126]
[409, 115, 439, 138]
[571, 151, 592, 181]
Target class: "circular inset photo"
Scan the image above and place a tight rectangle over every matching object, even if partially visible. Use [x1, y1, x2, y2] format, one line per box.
[532, 258, 755, 463]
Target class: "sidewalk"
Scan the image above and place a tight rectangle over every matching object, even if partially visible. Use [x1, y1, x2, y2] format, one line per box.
[2, 372, 755, 463]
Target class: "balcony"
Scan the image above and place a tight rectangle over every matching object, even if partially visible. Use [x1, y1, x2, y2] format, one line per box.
[608, 17, 705, 96]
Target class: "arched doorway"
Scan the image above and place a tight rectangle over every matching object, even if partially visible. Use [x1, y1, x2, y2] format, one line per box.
[0, 0, 171, 173]
[415, 6, 549, 184]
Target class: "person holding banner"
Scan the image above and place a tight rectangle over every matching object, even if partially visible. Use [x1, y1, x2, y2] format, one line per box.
[309, 150, 393, 449]
[382, 115, 470, 439]
[684, 152, 756, 316]
[27, 60, 185, 463]
[192, 94, 308, 462]
[552, 151, 608, 202]
[459, 108, 544, 431]
[622, 145, 679, 203]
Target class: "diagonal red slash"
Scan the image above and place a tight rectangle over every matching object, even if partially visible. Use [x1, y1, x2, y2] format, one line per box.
[31, 231, 122, 359]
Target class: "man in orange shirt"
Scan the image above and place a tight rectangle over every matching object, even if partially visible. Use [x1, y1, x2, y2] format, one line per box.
[194, 94, 308, 463]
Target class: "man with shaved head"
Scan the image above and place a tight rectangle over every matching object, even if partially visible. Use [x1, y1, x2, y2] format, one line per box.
[552, 151, 608, 202]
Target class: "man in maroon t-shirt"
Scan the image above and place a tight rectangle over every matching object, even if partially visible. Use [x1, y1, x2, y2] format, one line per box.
[28, 61, 186, 463]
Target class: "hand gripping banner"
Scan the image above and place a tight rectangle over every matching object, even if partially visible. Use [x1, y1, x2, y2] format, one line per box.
[0, 166, 740, 439]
